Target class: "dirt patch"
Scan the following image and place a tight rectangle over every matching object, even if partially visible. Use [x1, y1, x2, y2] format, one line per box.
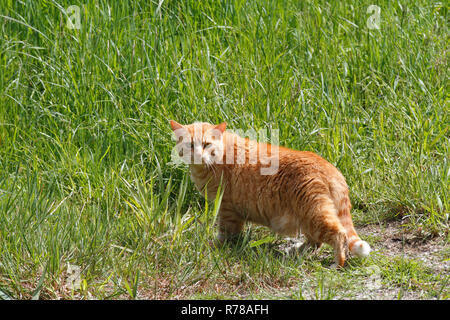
[278, 220, 449, 299]
[358, 220, 449, 275]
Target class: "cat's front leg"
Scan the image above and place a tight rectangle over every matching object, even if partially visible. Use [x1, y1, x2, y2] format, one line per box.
[214, 206, 244, 245]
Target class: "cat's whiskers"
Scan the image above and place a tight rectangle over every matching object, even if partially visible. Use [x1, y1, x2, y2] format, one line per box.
[204, 157, 218, 177]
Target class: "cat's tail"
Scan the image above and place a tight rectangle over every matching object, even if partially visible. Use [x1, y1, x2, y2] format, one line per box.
[336, 198, 371, 258]
[349, 237, 371, 257]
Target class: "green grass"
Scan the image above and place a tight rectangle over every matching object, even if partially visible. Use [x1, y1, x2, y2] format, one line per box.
[0, 0, 448, 299]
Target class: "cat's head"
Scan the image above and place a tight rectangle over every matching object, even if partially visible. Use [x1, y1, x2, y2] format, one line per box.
[170, 120, 226, 165]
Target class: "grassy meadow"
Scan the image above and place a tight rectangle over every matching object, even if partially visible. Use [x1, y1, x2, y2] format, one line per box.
[0, 0, 448, 299]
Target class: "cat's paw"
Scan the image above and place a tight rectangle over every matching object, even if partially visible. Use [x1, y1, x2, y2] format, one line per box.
[277, 238, 303, 256]
[283, 242, 303, 256]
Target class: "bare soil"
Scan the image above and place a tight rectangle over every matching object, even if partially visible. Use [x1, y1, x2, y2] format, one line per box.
[359, 220, 449, 275]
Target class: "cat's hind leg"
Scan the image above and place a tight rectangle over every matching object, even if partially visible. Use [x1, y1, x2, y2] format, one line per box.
[328, 230, 348, 268]
[306, 201, 349, 267]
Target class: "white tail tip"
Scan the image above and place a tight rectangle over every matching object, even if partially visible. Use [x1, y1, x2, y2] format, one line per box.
[351, 240, 371, 257]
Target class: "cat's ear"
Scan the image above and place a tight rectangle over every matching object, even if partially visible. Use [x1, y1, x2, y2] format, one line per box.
[170, 120, 184, 131]
[170, 120, 190, 143]
[214, 122, 227, 134]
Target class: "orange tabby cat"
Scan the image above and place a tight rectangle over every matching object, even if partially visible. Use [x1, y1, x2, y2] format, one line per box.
[170, 120, 371, 267]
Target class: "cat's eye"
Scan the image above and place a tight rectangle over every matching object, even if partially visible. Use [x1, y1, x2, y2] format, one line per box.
[202, 142, 212, 148]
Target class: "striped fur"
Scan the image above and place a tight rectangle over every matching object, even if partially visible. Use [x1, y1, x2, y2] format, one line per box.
[170, 121, 370, 267]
